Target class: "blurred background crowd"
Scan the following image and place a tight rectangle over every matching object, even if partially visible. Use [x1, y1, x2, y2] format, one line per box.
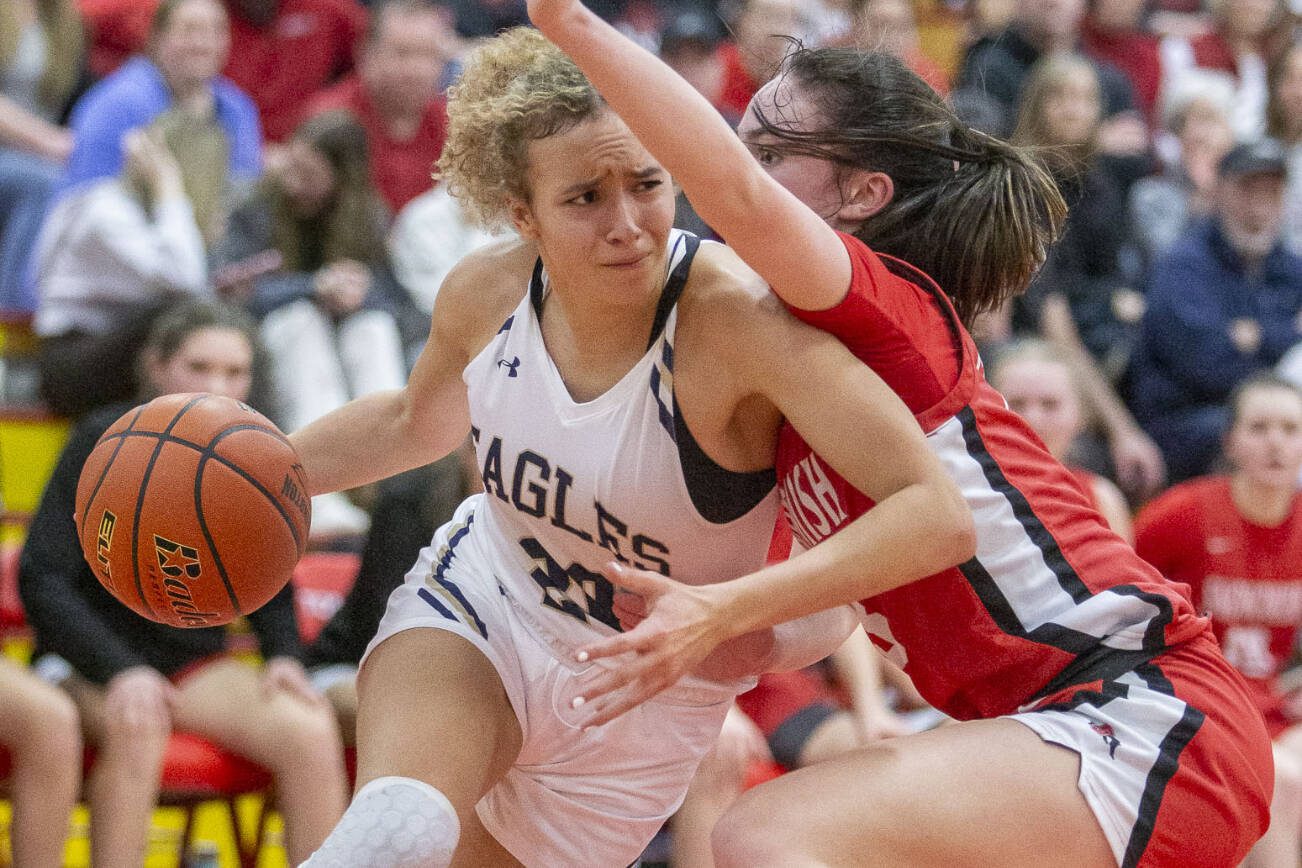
[3, 0, 1302, 864]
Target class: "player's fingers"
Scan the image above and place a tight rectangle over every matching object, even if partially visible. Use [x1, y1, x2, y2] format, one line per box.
[579, 680, 660, 727]
[613, 589, 646, 615]
[575, 629, 649, 663]
[601, 561, 668, 598]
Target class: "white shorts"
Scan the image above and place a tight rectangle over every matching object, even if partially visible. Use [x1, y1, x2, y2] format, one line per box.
[363, 508, 736, 868]
[1007, 637, 1272, 867]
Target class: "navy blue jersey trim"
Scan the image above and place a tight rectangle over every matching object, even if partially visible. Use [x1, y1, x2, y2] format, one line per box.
[430, 515, 487, 638]
[1121, 662, 1204, 868]
[647, 233, 697, 350]
[417, 587, 464, 628]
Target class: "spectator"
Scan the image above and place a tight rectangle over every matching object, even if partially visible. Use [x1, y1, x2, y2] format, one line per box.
[1010, 54, 1147, 364]
[1267, 41, 1302, 255]
[1160, 0, 1289, 142]
[954, 0, 1138, 137]
[387, 183, 499, 350]
[221, 0, 368, 143]
[1131, 139, 1302, 481]
[18, 299, 348, 868]
[843, 0, 949, 94]
[991, 53, 1165, 497]
[0, 659, 81, 868]
[33, 108, 224, 418]
[658, 6, 731, 123]
[59, 0, 260, 196]
[989, 339, 1133, 541]
[1135, 375, 1302, 868]
[0, 0, 85, 310]
[1079, 0, 1164, 126]
[303, 0, 453, 212]
[213, 110, 406, 538]
[714, 0, 810, 122]
[1129, 67, 1236, 271]
[78, 0, 157, 77]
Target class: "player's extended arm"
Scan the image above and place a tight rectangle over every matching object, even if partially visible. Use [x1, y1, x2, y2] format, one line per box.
[573, 312, 976, 725]
[527, 0, 852, 310]
[289, 252, 489, 495]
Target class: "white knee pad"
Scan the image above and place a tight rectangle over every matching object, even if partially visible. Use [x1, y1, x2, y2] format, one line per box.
[300, 776, 460, 868]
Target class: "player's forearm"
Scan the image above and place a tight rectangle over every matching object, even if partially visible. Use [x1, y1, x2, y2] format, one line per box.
[289, 389, 450, 495]
[704, 482, 973, 642]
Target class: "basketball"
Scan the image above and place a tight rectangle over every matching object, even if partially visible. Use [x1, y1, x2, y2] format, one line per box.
[74, 392, 312, 628]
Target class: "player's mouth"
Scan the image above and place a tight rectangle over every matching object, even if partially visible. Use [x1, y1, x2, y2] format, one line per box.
[603, 253, 651, 269]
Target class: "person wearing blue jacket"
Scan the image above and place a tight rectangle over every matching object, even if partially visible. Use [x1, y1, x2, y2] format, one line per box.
[1131, 139, 1302, 481]
[56, 0, 260, 198]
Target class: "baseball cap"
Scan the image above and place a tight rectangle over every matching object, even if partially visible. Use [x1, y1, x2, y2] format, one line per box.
[1218, 139, 1288, 180]
[660, 7, 724, 54]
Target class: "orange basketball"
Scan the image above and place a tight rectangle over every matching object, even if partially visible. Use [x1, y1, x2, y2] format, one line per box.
[74, 393, 312, 628]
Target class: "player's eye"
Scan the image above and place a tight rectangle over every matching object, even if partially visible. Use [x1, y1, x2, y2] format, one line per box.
[754, 146, 781, 167]
[567, 190, 598, 205]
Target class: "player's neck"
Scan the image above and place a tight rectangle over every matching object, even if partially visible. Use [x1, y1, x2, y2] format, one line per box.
[1229, 474, 1296, 527]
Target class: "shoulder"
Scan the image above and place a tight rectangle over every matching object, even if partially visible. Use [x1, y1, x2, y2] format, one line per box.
[71, 59, 159, 120]
[1138, 477, 1218, 524]
[212, 77, 260, 119]
[678, 241, 787, 335]
[432, 237, 535, 350]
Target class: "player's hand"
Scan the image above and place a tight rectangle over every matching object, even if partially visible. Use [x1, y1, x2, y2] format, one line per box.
[526, 0, 582, 28]
[613, 588, 647, 631]
[1109, 426, 1165, 498]
[262, 657, 326, 708]
[573, 562, 730, 727]
[106, 666, 177, 734]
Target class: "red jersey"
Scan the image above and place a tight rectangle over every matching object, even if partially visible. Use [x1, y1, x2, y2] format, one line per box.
[223, 0, 367, 143]
[305, 75, 448, 213]
[776, 233, 1208, 720]
[1135, 477, 1302, 736]
[1068, 466, 1102, 513]
[78, 0, 156, 77]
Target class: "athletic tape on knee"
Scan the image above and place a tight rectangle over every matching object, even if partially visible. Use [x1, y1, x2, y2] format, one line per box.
[299, 776, 460, 868]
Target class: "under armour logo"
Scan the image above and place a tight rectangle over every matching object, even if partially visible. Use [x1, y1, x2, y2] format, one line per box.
[498, 357, 521, 377]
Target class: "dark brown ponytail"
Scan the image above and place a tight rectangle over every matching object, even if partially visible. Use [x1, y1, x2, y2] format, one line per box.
[754, 48, 1067, 326]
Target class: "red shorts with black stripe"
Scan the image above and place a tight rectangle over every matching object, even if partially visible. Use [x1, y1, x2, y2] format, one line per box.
[1012, 634, 1272, 867]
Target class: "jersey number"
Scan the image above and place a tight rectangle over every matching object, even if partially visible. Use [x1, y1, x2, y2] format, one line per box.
[520, 537, 620, 631]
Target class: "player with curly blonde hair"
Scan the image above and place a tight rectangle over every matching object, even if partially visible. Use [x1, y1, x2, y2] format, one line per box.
[295, 25, 975, 867]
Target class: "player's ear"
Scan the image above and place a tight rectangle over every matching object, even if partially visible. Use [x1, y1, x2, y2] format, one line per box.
[508, 197, 540, 241]
[837, 170, 894, 224]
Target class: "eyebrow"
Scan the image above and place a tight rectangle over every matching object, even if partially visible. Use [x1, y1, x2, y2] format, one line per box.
[559, 166, 662, 197]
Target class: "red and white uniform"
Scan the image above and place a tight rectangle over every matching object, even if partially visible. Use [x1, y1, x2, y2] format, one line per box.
[1136, 477, 1302, 737]
[777, 233, 1272, 867]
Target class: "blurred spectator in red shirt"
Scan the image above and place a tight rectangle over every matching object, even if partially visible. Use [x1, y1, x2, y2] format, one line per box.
[303, 0, 451, 212]
[715, 0, 809, 121]
[77, 0, 155, 77]
[222, 0, 367, 143]
[1080, 0, 1164, 127]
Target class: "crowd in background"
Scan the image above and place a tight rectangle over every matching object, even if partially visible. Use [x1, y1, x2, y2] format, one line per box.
[3, 0, 1302, 864]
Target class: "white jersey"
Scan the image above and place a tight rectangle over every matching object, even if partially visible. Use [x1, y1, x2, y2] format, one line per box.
[453, 230, 779, 650]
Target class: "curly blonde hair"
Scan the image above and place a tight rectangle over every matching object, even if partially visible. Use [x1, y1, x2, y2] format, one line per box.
[437, 27, 603, 230]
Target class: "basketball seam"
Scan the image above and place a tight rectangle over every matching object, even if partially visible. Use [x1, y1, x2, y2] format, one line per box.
[131, 395, 210, 619]
[100, 425, 307, 554]
[193, 448, 244, 619]
[76, 404, 149, 592]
